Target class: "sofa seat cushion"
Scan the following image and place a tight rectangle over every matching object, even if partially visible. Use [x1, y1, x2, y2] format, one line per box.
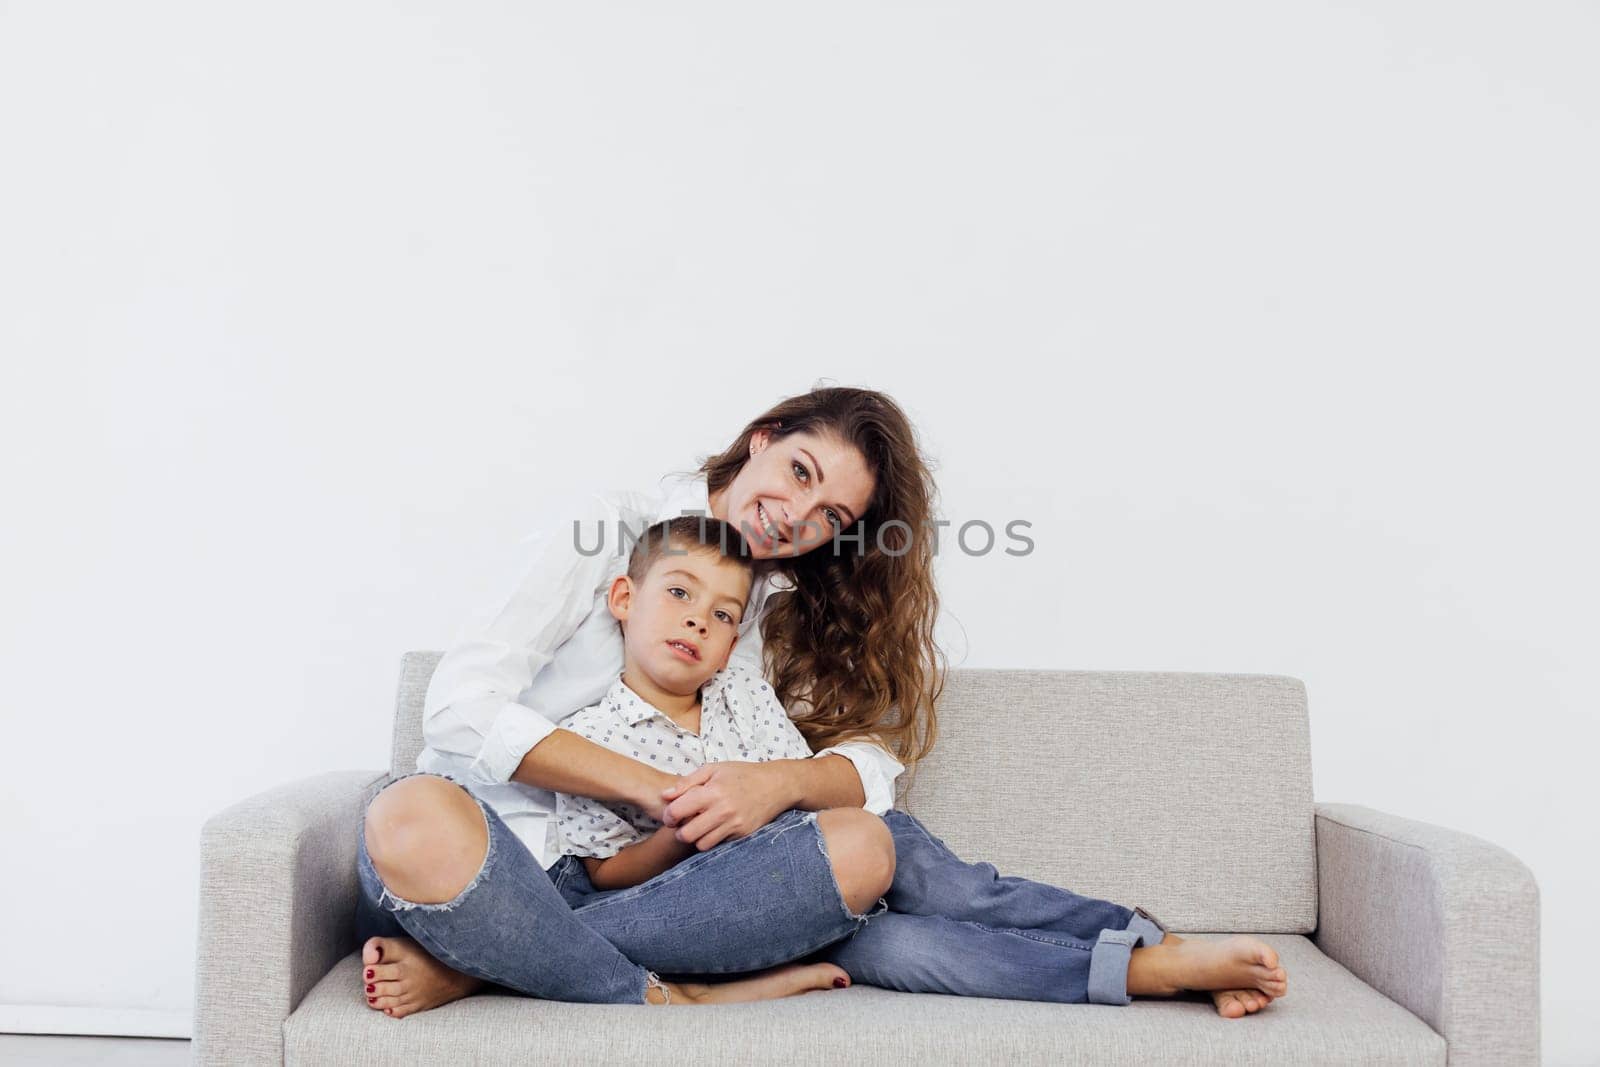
[286, 936, 1443, 1065]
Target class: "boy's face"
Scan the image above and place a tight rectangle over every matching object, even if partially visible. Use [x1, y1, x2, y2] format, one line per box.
[609, 544, 753, 693]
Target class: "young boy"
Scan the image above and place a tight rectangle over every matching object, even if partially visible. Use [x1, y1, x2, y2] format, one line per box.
[554, 513, 808, 889]
[554, 515, 1290, 1014]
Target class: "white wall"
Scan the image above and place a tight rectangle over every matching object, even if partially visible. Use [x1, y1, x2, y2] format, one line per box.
[1, 1, 1594, 1060]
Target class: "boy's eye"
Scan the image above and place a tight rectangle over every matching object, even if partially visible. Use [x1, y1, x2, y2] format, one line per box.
[668, 586, 687, 599]
[715, 610, 734, 623]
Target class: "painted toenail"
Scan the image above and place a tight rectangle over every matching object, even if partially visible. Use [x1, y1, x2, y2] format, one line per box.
[366, 969, 374, 979]
[833, 977, 847, 988]
[367, 984, 375, 993]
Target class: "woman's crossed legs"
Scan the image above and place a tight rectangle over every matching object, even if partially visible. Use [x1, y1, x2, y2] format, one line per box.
[357, 772, 895, 1016]
[815, 809, 1289, 1017]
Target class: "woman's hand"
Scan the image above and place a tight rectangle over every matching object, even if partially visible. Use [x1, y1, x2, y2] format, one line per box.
[658, 761, 797, 851]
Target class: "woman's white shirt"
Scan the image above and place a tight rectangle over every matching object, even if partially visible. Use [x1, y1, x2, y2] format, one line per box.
[416, 469, 906, 869]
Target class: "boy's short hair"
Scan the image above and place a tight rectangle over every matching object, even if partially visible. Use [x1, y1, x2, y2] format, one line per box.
[625, 515, 754, 586]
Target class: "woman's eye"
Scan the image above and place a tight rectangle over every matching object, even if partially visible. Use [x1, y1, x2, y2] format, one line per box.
[825, 508, 842, 530]
[792, 460, 809, 483]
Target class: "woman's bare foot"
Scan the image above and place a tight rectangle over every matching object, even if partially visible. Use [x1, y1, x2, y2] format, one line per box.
[363, 936, 485, 1019]
[659, 962, 851, 1004]
[363, 934, 846, 1016]
[1128, 932, 1288, 1016]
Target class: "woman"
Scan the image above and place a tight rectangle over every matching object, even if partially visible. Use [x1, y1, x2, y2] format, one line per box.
[359, 385, 944, 1012]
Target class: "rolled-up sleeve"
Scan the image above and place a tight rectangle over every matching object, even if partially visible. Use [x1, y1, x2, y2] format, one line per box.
[467, 697, 561, 786]
[813, 739, 905, 814]
[421, 491, 617, 786]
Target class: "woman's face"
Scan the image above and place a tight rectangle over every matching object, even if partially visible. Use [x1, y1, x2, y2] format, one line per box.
[709, 428, 876, 560]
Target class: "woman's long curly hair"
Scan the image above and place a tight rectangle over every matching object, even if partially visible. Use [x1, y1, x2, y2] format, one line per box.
[697, 385, 946, 771]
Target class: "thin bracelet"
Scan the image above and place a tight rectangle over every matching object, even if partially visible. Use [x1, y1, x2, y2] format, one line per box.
[645, 971, 671, 1005]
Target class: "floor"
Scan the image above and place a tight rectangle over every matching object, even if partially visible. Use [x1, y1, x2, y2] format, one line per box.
[0, 1035, 191, 1066]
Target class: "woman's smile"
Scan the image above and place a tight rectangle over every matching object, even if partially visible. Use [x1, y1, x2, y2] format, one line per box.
[706, 427, 876, 560]
[754, 500, 785, 548]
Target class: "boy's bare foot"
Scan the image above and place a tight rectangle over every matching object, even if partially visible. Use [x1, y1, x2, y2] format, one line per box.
[659, 962, 851, 1004]
[1128, 932, 1288, 1016]
[1212, 988, 1275, 1018]
[363, 936, 485, 1019]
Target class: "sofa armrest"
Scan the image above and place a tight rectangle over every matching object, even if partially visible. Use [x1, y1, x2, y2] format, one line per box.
[193, 769, 388, 1066]
[1313, 802, 1540, 1066]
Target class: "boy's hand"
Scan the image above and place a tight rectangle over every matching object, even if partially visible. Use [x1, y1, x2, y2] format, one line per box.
[659, 762, 794, 851]
[648, 824, 696, 860]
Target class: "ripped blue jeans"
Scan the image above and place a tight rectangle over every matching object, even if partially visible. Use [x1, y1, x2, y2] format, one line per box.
[355, 772, 885, 1004]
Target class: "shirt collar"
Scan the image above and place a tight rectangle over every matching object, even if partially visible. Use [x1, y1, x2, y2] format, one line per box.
[606, 671, 734, 729]
[606, 675, 662, 727]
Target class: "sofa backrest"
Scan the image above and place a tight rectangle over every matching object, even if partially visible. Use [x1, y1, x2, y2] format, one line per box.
[390, 652, 1316, 934]
[390, 651, 440, 778]
[890, 668, 1316, 934]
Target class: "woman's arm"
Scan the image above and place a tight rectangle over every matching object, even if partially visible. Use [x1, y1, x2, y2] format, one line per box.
[658, 668, 904, 848]
[762, 713, 901, 813]
[581, 826, 695, 890]
[421, 490, 619, 787]
[655, 752, 865, 850]
[516, 727, 678, 820]
[809, 737, 905, 813]
[784, 753, 870, 808]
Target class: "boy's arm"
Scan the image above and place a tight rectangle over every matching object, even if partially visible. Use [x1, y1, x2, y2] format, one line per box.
[520, 727, 677, 819]
[582, 826, 696, 889]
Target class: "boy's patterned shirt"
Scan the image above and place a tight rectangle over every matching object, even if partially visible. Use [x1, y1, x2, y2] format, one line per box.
[555, 662, 814, 859]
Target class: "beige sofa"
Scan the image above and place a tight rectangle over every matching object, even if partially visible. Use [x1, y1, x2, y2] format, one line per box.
[193, 653, 1540, 1064]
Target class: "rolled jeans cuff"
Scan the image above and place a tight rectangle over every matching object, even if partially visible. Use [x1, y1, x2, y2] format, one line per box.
[1086, 907, 1167, 1006]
